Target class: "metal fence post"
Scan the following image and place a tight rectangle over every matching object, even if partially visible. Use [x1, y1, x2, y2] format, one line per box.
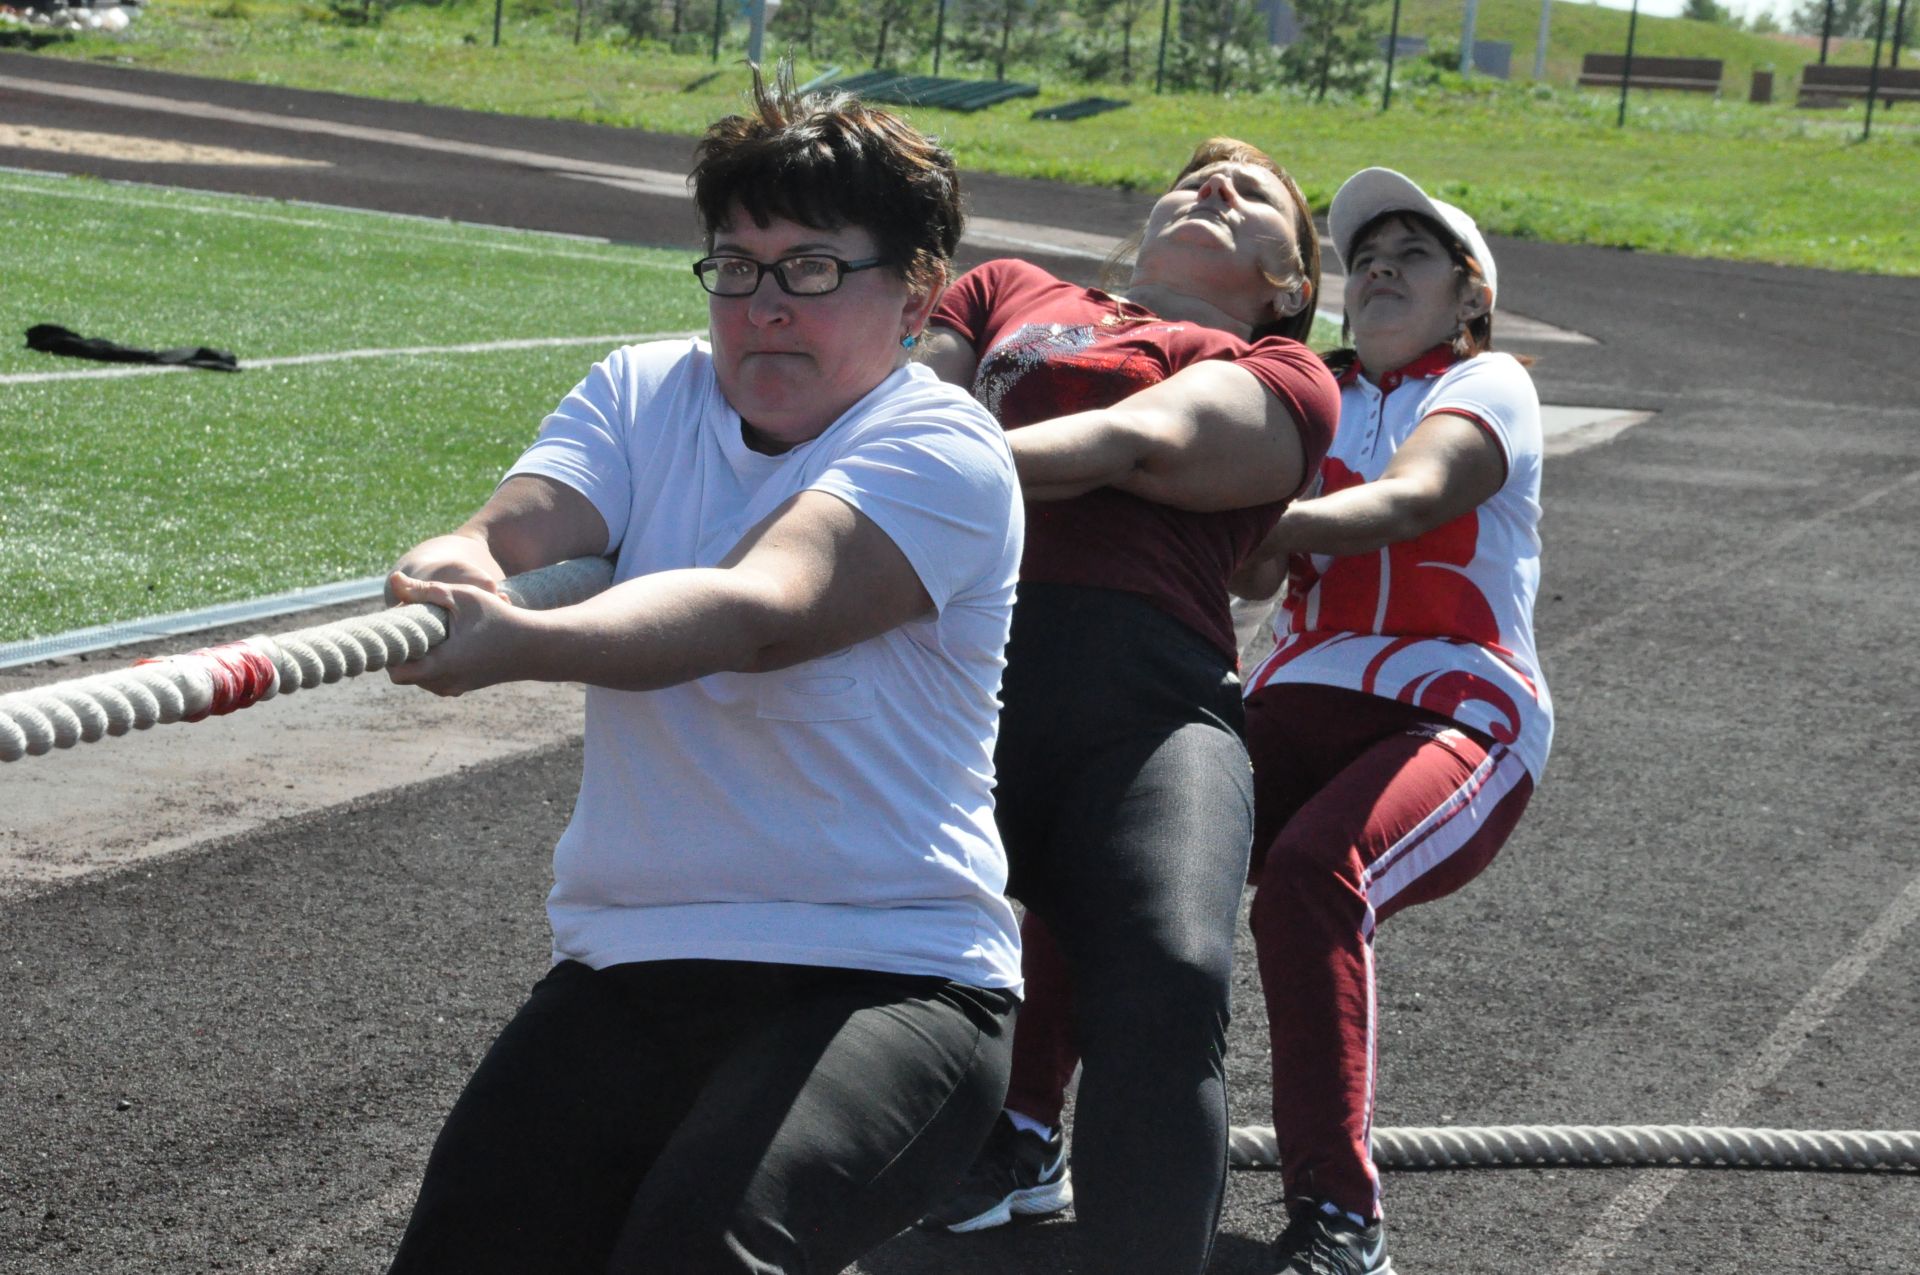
[1155, 0, 1174, 92]
[1866, 0, 1891, 137]
[1382, 0, 1403, 110]
[1617, 0, 1640, 128]
[1533, 0, 1551, 80]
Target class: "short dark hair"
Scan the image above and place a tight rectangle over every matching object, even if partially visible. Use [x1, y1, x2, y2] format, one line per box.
[690, 62, 963, 295]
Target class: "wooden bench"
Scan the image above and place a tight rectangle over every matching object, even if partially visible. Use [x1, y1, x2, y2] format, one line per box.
[1578, 53, 1723, 94]
[1797, 63, 1920, 106]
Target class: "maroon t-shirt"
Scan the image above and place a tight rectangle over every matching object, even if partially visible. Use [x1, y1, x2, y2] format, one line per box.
[932, 258, 1339, 662]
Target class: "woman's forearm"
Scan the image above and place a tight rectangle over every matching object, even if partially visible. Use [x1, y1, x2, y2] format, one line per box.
[1008, 360, 1304, 511]
[514, 568, 788, 691]
[1259, 478, 1443, 560]
[1007, 410, 1147, 500]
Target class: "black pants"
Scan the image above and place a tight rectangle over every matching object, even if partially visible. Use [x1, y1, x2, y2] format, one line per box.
[992, 584, 1254, 1275]
[388, 959, 1016, 1275]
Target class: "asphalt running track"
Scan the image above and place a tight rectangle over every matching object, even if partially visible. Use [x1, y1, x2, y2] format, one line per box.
[3, 50, 1919, 1274]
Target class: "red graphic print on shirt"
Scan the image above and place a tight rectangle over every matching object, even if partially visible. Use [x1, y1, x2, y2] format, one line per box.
[1277, 458, 1522, 741]
[1404, 670, 1521, 743]
[975, 323, 1161, 426]
[1303, 458, 1500, 643]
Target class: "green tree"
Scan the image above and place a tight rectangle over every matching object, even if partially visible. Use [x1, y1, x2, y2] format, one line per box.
[1681, 0, 1735, 23]
[1278, 0, 1381, 99]
[952, 0, 1066, 79]
[1072, 0, 1158, 81]
[850, 0, 925, 67]
[769, 0, 840, 55]
[1789, 0, 1878, 38]
[604, 0, 666, 39]
[1170, 0, 1284, 92]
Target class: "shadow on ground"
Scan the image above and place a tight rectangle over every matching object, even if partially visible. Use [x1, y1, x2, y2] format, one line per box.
[854, 1217, 1277, 1273]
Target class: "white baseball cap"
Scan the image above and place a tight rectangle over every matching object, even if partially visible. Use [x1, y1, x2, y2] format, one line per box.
[1329, 167, 1498, 306]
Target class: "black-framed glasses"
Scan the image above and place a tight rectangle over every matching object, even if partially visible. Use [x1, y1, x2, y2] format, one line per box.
[692, 254, 887, 297]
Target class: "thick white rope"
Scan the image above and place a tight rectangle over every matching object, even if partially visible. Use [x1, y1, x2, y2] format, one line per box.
[1228, 1123, 1920, 1172]
[14, 567, 1917, 1179]
[0, 557, 613, 762]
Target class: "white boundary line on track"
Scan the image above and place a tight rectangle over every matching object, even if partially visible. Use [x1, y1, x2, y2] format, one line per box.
[1539, 462, 1920, 1267]
[0, 72, 697, 189]
[0, 77, 1127, 264]
[0, 327, 696, 667]
[0, 329, 700, 387]
[1559, 869, 1920, 1274]
[0, 169, 688, 265]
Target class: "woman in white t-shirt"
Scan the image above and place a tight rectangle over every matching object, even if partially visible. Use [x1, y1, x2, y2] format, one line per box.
[1229, 169, 1553, 1275]
[375, 66, 1024, 1275]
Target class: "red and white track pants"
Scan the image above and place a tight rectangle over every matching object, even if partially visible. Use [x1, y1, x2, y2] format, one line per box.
[1245, 681, 1533, 1220]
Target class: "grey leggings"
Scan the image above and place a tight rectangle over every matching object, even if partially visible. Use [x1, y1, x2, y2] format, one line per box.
[991, 584, 1254, 1275]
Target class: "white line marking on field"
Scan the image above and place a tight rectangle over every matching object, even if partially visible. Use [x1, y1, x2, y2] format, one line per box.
[0, 329, 700, 386]
[1, 75, 1137, 266]
[0, 72, 693, 187]
[4, 84, 1610, 342]
[0, 121, 332, 167]
[1500, 311, 1601, 345]
[966, 214, 1122, 262]
[1559, 869, 1920, 1274]
[1543, 407, 1653, 456]
[0, 172, 689, 265]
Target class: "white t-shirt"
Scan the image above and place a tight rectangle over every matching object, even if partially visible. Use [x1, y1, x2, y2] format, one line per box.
[1246, 350, 1554, 781]
[507, 339, 1026, 991]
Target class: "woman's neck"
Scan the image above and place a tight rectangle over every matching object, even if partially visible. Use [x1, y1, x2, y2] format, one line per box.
[1355, 339, 1457, 386]
[1116, 282, 1255, 339]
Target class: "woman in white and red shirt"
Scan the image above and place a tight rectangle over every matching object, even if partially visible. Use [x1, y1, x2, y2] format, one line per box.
[1230, 168, 1552, 1275]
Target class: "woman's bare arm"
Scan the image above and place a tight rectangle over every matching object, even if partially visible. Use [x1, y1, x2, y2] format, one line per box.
[1008, 360, 1306, 512]
[387, 490, 932, 696]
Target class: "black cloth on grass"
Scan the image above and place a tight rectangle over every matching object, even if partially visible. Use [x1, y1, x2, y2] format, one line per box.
[25, 325, 240, 372]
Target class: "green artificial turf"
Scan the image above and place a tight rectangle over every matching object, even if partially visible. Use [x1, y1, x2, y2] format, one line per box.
[1, 170, 707, 640]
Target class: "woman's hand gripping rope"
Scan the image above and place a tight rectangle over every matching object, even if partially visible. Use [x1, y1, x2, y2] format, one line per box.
[0, 557, 614, 762]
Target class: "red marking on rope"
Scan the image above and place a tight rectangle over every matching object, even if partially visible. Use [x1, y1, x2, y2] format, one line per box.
[135, 642, 277, 721]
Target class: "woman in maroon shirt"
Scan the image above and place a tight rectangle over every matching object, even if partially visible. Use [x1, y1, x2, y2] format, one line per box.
[913, 139, 1340, 1274]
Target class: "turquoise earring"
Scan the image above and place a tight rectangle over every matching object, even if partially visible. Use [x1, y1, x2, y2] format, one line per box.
[901, 333, 918, 350]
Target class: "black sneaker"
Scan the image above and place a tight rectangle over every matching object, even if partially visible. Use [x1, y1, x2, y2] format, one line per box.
[916, 1112, 1073, 1233]
[1271, 1201, 1396, 1274]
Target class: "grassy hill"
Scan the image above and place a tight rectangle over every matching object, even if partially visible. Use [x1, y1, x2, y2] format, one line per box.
[1394, 0, 1890, 97]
